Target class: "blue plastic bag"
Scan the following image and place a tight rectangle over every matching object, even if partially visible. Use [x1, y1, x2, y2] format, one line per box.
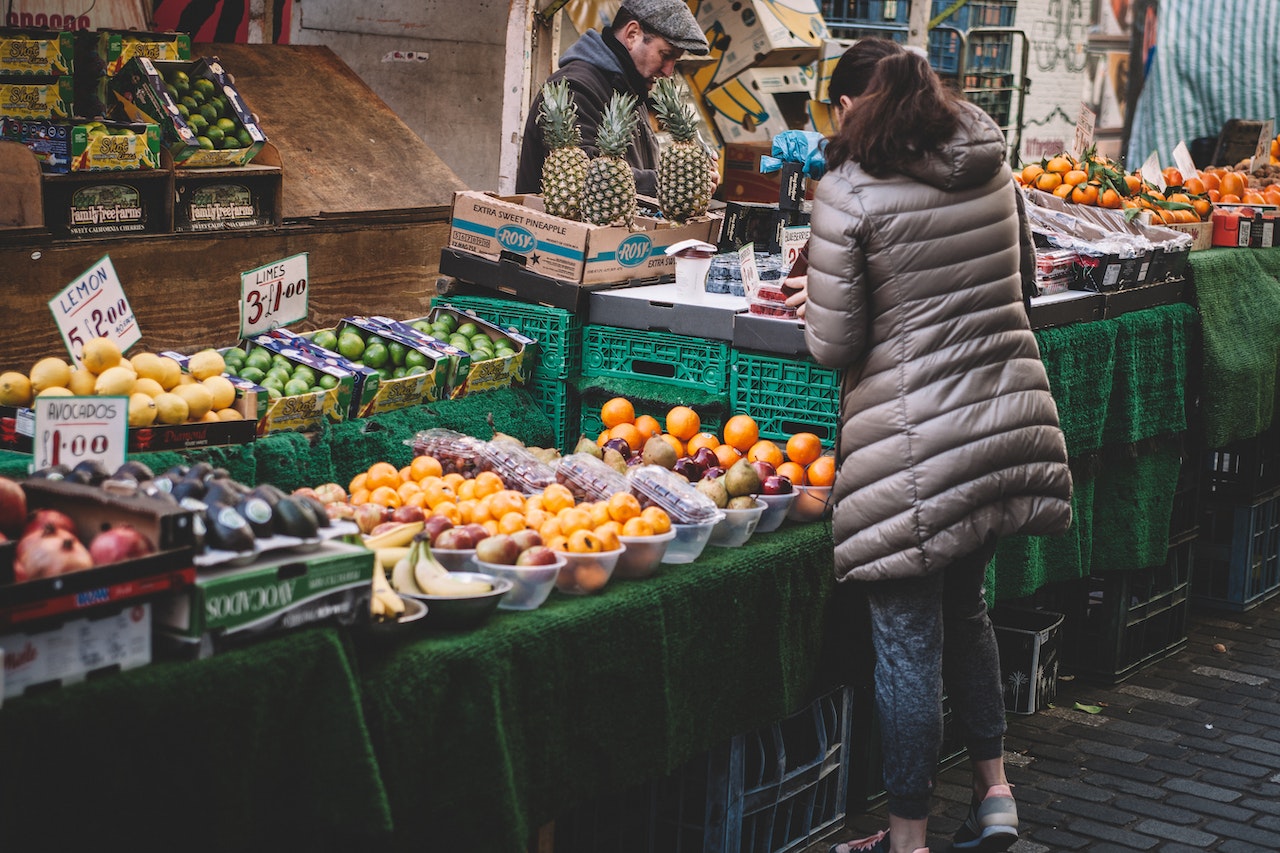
[759, 130, 827, 179]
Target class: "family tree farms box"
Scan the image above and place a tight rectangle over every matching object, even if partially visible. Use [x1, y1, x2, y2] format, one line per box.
[448, 192, 721, 286]
[40, 167, 172, 238]
[172, 142, 282, 231]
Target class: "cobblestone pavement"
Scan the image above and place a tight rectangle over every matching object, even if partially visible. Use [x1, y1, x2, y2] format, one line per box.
[812, 594, 1280, 852]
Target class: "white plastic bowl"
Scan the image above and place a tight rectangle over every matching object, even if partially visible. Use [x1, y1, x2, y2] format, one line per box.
[787, 486, 833, 523]
[662, 513, 724, 564]
[614, 529, 677, 579]
[477, 555, 566, 611]
[754, 491, 797, 533]
[431, 547, 477, 572]
[554, 547, 625, 595]
[708, 499, 766, 547]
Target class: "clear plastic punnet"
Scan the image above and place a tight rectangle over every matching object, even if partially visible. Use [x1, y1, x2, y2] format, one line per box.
[626, 464, 722, 524]
[556, 453, 629, 502]
[408, 427, 484, 475]
[476, 440, 557, 493]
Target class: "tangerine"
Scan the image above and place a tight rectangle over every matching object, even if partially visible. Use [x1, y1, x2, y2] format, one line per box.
[558, 507, 594, 535]
[410, 454, 443, 481]
[1183, 176, 1206, 195]
[609, 422, 644, 454]
[776, 461, 808, 486]
[665, 405, 701, 441]
[433, 501, 463, 526]
[489, 489, 526, 518]
[567, 529, 605, 553]
[1033, 171, 1063, 192]
[686, 431, 721, 454]
[349, 471, 368, 495]
[622, 516, 655, 537]
[365, 462, 400, 492]
[1070, 182, 1099, 205]
[573, 562, 610, 591]
[594, 522, 622, 551]
[606, 491, 643, 523]
[712, 443, 743, 468]
[1020, 164, 1044, 184]
[785, 432, 823, 466]
[1045, 155, 1074, 173]
[541, 482, 576, 514]
[473, 470, 505, 498]
[1199, 171, 1220, 192]
[1062, 169, 1088, 187]
[660, 432, 686, 458]
[498, 510, 528, 535]
[746, 439, 784, 468]
[807, 455, 836, 487]
[601, 396, 635, 429]
[634, 414, 663, 441]
[1123, 174, 1143, 194]
[368, 485, 402, 508]
[398, 464, 414, 483]
[722, 414, 760, 452]
[641, 506, 672, 534]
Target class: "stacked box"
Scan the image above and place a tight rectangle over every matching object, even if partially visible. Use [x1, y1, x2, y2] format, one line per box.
[583, 325, 731, 394]
[74, 29, 190, 118]
[729, 350, 839, 444]
[1193, 494, 1280, 612]
[529, 374, 582, 454]
[2, 116, 160, 172]
[1203, 421, 1280, 504]
[694, 0, 828, 88]
[704, 64, 816, 145]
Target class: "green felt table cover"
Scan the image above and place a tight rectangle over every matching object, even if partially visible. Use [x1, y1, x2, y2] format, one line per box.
[352, 521, 840, 852]
[1188, 247, 1280, 447]
[0, 627, 394, 851]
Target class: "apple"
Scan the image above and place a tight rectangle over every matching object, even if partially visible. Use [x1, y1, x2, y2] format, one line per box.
[604, 437, 632, 460]
[292, 486, 322, 503]
[750, 460, 777, 482]
[433, 527, 474, 551]
[422, 514, 455, 544]
[510, 529, 543, 552]
[692, 446, 719, 470]
[701, 465, 725, 481]
[476, 533, 521, 565]
[461, 523, 490, 545]
[353, 502, 390, 535]
[0, 476, 27, 538]
[390, 504, 425, 524]
[516, 545, 560, 566]
[672, 457, 703, 482]
[762, 474, 794, 495]
[313, 482, 348, 505]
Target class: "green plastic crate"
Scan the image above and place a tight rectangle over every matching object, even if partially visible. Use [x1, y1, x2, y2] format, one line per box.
[730, 351, 841, 444]
[432, 294, 582, 380]
[528, 375, 582, 455]
[583, 325, 730, 393]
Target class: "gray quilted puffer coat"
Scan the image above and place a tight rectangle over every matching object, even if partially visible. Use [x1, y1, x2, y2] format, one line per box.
[804, 103, 1073, 582]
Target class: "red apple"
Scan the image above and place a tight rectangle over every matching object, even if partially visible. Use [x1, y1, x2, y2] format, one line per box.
[0, 476, 27, 538]
[23, 508, 76, 539]
[692, 446, 719, 470]
[701, 466, 726, 481]
[516, 545, 560, 566]
[422, 514, 455, 544]
[476, 533, 520, 565]
[510, 529, 543, 552]
[461, 523, 490, 544]
[750, 460, 777, 482]
[762, 474, 793, 495]
[390, 504, 425, 524]
[433, 527, 474, 551]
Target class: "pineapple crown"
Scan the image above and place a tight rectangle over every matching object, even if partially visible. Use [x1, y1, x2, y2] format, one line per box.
[651, 77, 699, 144]
[537, 79, 582, 150]
[596, 91, 639, 159]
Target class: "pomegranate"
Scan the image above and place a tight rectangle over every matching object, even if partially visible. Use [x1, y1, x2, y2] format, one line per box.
[0, 476, 26, 538]
[23, 508, 76, 539]
[15, 526, 92, 582]
[88, 525, 155, 566]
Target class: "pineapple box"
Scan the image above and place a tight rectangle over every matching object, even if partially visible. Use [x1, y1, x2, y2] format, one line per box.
[0, 28, 74, 77]
[448, 191, 722, 287]
[693, 0, 827, 87]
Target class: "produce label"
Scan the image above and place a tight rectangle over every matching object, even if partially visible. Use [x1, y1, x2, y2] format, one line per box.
[1251, 120, 1275, 172]
[782, 225, 810, 276]
[1069, 104, 1095, 160]
[49, 255, 141, 366]
[240, 253, 309, 337]
[738, 243, 761, 299]
[32, 395, 127, 473]
[65, 183, 148, 234]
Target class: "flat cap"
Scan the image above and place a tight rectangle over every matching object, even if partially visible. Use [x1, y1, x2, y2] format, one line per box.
[619, 0, 709, 55]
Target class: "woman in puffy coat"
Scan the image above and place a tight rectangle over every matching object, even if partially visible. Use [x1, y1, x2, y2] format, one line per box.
[804, 43, 1073, 853]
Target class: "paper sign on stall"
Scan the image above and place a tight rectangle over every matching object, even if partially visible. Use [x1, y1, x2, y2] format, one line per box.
[1251, 120, 1275, 172]
[1139, 151, 1165, 192]
[1069, 104, 1096, 160]
[782, 226, 810, 277]
[738, 243, 761, 300]
[240, 253, 309, 338]
[32, 395, 127, 474]
[49, 256, 141, 368]
[1172, 142, 1198, 184]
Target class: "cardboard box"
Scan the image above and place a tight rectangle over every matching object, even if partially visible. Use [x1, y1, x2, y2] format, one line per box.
[237, 334, 357, 434]
[721, 140, 817, 207]
[172, 142, 282, 231]
[153, 539, 373, 658]
[2, 601, 151, 700]
[992, 607, 1064, 715]
[718, 200, 805, 254]
[1, 117, 160, 173]
[705, 65, 815, 145]
[108, 55, 267, 168]
[410, 307, 535, 395]
[1164, 220, 1213, 252]
[73, 30, 192, 119]
[332, 317, 463, 411]
[0, 74, 72, 118]
[0, 28, 74, 77]
[814, 37, 856, 103]
[1211, 205, 1280, 248]
[447, 191, 722, 286]
[588, 281, 746, 341]
[252, 329, 381, 420]
[694, 0, 827, 87]
[40, 166, 172, 238]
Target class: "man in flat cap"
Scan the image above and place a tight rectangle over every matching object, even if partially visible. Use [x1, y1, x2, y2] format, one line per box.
[516, 0, 715, 200]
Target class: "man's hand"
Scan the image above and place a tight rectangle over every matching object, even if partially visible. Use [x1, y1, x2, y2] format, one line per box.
[783, 274, 807, 319]
[707, 146, 721, 194]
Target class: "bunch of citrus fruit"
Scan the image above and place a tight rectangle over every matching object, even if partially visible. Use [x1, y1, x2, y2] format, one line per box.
[163, 68, 255, 152]
[1015, 149, 1212, 222]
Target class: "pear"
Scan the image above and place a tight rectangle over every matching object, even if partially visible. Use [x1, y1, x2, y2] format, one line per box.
[602, 447, 628, 474]
[724, 458, 761, 498]
[574, 435, 604, 459]
[728, 495, 758, 509]
[641, 435, 678, 469]
[696, 476, 729, 508]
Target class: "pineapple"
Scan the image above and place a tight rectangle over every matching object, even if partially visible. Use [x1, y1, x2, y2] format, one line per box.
[651, 77, 713, 224]
[537, 80, 589, 221]
[582, 91, 639, 228]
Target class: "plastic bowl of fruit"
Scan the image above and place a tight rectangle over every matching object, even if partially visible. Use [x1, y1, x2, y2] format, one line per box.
[402, 572, 513, 629]
[554, 547, 625, 595]
[431, 546, 477, 573]
[787, 486, 833, 523]
[476, 555, 566, 611]
[662, 513, 724, 564]
[754, 491, 797, 533]
[614, 529, 677, 579]
[708, 499, 766, 547]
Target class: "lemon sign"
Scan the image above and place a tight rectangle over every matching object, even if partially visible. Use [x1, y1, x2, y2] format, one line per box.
[49, 255, 141, 369]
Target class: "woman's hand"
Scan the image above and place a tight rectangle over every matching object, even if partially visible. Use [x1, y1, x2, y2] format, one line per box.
[783, 275, 808, 319]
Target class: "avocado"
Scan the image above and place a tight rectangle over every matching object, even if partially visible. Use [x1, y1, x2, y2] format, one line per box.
[205, 503, 256, 552]
[236, 494, 276, 538]
[273, 496, 318, 539]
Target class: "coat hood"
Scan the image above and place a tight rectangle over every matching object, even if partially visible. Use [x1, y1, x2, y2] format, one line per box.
[899, 102, 1008, 192]
[560, 29, 624, 77]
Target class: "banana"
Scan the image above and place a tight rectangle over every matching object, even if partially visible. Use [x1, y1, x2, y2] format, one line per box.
[363, 520, 425, 551]
[412, 539, 449, 592]
[419, 573, 493, 597]
[371, 562, 405, 618]
[376, 546, 412, 571]
[390, 542, 425, 595]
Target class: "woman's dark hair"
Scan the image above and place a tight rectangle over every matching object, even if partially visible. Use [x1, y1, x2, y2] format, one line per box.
[825, 49, 963, 176]
[828, 37, 904, 102]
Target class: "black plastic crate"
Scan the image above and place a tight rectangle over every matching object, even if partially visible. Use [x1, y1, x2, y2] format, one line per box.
[1192, 495, 1280, 612]
[1033, 542, 1193, 684]
[1203, 421, 1280, 504]
[1169, 448, 1203, 545]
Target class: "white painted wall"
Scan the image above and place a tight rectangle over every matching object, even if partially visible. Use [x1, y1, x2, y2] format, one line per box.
[1013, 0, 1091, 165]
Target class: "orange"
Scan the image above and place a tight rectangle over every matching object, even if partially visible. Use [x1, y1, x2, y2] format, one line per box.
[1183, 176, 1206, 196]
[1199, 171, 1220, 192]
[660, 432, 686, 458]
[472, 470, 504, 499]
[567, 529, 605, 553]
[785, 432, 823, 466]
[586, 500, 611, 528]
[1161, 167, 1183, 187]
[1192, 198, 1212, 219]
[776, 461, 808, 486]
[807, 455, 836, 487]
[368, 485, 402, 508]
[455, 478, 478, 502]
[1243, 190, 1267, 205]
[686, 431, 721, 454]
[606, 491, 643, 523]
[442, 472, 467, 490]
[1220, 193, 1241, 205]
[622, 516, 655, 537]
[1052, 183, 1073, 199]
[558, 506, 593, 535]
[665, 406, 701, 441]
[399, 464, 413, 483]
[365, 461, 400, 492]
[1207, 189, 1221, 203]
[1033, 171, 1063, 192]
[539, 516, 565, 542]
[641, 505, 672, 534]
[481, 519, 499, 536]
[1069, 182, 1099, 205]
[594, 521, 622, 551]
[1220, 171, 1246, 200]
[1123, 173, 1143, 194]
[601, 396, 635, 429]
[349, 488, 370, 506]
[349, 471, 368, 495]
[525, 493, 544, 513]
[433, 501, 462, 526]
[1045, 155, 1074, 173]
[410, 454, 443, 481]
[1020, 164, 1044, 184]
[713, 443, 743, 468]
[455, 499, 478, 524]
[498, 510, 528, 535]
[722, 414, 760, 452]
[1265, 189, 1280, 207]
[1098, 188, 1122, 209]
[471, 495, 495, 523]
[746, 439, 784, 468]
[405, 491, 428, 510]
[396, 480, 422, 503]
[423, 480, 457, 509]
[1167, 192, 1191, 206]
[489, 489, 526, 519]
[1062, 169, 1088, 187]
[633, 414, 663, 441]
[541, 482, 576, 514]
[608, 422, 644, 454]
[596, 429, 610, 447]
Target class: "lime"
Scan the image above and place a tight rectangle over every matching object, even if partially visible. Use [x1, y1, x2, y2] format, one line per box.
[219, 135, 240, 150]
[404, 350, 429, 370]
[238, 366, 266, 384]
[175, 103, 190, 119]
[387, 341, 408, 366]
[378, 368, 394, 381]
[216, 117, 237, 134]
[180, 95, 199, 113]
[392, 366, 407, 379]
[337, 332, 365, 360]
[204, 125, 225, 144]
[291, 365, 317, 385]
[449, 335, 470, 351]
[165, 84, 179, 100]
[265, 367, 292, 385]
[264, 386, 282, 401]
[455, 322, 479, 338]
[406, 366, 427, 378]
[199, 103, 218, 124]
[284, 378, 311, 397]
[311, 329, 338, 351]
[245, 350, 271, 371]
[187, 113, 208, 133]
[224, 346, 248, 362]
[170, 70, 191, 91]
[317, 373, 339, 390]
[196, 135, 215, 151]
[236, 128, 254, 147]
[435, 314, 458, 333]
[260, 375, 284, 392]
[363, 342, 389, 369]
[411, 321, 432, 335]
[209, 95, 227, 117]
[271, 354, 293, 371]
[309, 386, 326, 394]
[470, 349, 492, 362]
[193, 77, 216, 98]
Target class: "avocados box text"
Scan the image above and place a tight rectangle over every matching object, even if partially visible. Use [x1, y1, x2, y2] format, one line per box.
[152, 539, 373, 651]
[448, 191, 722, 286]
[2, 117, 160, 173]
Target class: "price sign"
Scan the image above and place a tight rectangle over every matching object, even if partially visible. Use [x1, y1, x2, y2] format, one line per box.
[1251, 119, 1275, 172]
[49, 255, 141, 367]
[782, 226, 811, 276]
[1139, 150, 1165, 192]
[1171, 142, 1198, 185]
[737, 243, 760, 300]
[32, 395, 127, 474]
[240, 253, 309, 337]
[1069, 104, 1096, 160]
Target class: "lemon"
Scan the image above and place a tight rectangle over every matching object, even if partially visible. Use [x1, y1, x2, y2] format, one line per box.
[131, 352, 164, 380]
[67, 367, 97, 396]
[172, 383, 213, 420]
[94, 365, 137, 396]
[29, 357, 72, 394]
[215, 408, 243, 421]
[134, 377, 165, 398]
[81, 337, 123, 374]
[202, 375, 236, 410]
[128, 392, 158, 427]
[177, 373, 197, 385]
[200, 410, 221, 423]
[36, 386, 73, 397]
[0, 371, 33, 407]
[156, 356, 183, 391]
[189, 349, 226, 381]
[153, 392, 189, 425]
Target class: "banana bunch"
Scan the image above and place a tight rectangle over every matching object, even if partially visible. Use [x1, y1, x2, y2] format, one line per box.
[391, 535, 493, 597]
[370, 561, 406, 620]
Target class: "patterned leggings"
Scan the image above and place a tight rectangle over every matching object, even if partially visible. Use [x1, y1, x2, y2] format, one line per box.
[864, 539, 1006, 820]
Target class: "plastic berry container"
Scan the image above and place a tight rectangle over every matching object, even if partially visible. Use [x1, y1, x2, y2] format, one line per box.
[407, 427, 483, 476]
[556, 453, 630, 503]
[475, 439, 557, 494]
[747, 284, 800, 318]
[626, 464, 722, 525]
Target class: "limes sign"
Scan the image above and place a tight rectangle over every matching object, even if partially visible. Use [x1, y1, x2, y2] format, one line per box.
[240, 252, 309, 337]
[32, 395, 128, 475]
[49, 255, 141, 369]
